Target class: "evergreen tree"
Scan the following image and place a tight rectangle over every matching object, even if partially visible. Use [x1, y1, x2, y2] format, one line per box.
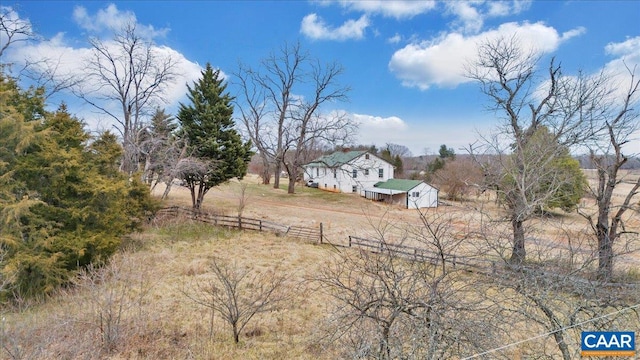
[141, 108, 179, 186]
[438, 144, 455, 160]
[177, 63, 252, 210]
[501, 126, 586, 214]
[1, 75, 158, 299]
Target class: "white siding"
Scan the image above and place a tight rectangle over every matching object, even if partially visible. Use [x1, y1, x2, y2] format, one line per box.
[303, 152, 394, 194]
[407, 183, 438, 209]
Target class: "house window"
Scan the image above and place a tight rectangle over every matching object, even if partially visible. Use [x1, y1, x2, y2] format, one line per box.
[316, 168, 319, 177]
[412, 192, 420, 197]
[333, 169, 337, 178]
[352, 169, 357, 178]
[378, 168, 384, 178]
[365, 153, 370, 159]
[333, 185, 337, 190]
[364, 169, 369, 176]
[352, 185, 357, 193]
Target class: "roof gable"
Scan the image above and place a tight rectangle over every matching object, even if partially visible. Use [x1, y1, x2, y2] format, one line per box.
[306, 150, 368, 167]
[374, 179, 424, 191]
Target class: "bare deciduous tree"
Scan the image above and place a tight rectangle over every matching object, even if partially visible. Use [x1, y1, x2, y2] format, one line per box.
[75, 22, 179, 174]
[466, 35, 603, 264]
[235, 63, 273, 184]
[1, 7, 80, 100]
[0, 7, 33, 59]
[72, 254, 155, 355]
[235, 182, 250, 217]
[183, 259, 289, 344]
[433, 157, 484, 201]
[235, 42, 353, 193]
[579, 65, 640, 280]
[316, 213, 500, 359]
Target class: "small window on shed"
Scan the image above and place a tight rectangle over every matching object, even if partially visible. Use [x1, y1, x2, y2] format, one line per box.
[333, 169, 337, 178]
[352, 185, 357, 192]
[352, 169, 357, 178]
[365, 153, 370, 159]
[364, 169, 369, 176]
[333, 185, 337, 190]
[412, 192, 420, 197]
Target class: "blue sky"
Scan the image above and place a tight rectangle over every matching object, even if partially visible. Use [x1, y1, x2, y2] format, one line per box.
[2, 1, 639, 155]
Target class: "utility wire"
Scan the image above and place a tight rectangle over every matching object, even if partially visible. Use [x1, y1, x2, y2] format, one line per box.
[462, 302, 640, 359]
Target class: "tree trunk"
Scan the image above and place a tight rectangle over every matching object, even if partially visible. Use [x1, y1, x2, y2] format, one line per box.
[597, 232, 614, 281]
[380, 323, 391, 360]
[273, 160, 281, 189]
[286, 163, 296, 194]
[189, 185, 197, 210]
[161, 178, 174, 200]
[510, 217, 526, 264]
[233, 322, 239, 343]
[260, 155, 271, 185]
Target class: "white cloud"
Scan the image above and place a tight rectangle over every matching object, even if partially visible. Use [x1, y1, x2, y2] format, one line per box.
[446, 0, 533, 34]
[351, 113, 408, 147]
[487, 2, 511, 17]
[3, 5, 201, 133]
[335, 0, 437, 19]
[605, 36, 640, 58]
[349, 112, 480, 155]
[387, 33, 402, 44]
[0, 6, 34, 50]
[73, 3, 169, 39]
[603, 36, 640, 154]
[446, 2, 483, 34]
[389, 22, 581, 90]
[603, 36, 640, 95]
[301, 13, 369, 41]
[561, 26, 586, 41]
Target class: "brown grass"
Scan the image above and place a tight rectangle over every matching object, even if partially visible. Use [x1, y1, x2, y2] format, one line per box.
[2, 224, 339, 359]
[2, 171, 638, 359]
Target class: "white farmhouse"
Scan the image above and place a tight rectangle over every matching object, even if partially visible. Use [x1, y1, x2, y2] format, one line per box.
[364, 179, 438, 209]
[303, 150, 394, 195]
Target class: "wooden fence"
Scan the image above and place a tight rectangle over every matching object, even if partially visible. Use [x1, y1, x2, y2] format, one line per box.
[155, 206, 322, 243]
[347, 236, 496, 272]
[154, 207, 638, 291]
[347, 235, 640, 292]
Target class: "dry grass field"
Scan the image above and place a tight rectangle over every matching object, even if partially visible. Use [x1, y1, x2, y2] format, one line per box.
[2, 171, 638, 359]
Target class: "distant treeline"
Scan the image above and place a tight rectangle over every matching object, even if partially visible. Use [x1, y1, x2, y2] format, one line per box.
[405, 154, 640, 171]
[575, 154, 640, 170]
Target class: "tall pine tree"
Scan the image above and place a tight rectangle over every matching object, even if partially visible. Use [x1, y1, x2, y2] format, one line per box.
[177, 63, 252, 210]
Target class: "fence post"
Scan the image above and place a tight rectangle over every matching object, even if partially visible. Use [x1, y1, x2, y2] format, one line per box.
[348, 236, 352, 247]
[259, 220, 262, 231]
[238, 216, 242, 230]
[319, 223, 323, 244]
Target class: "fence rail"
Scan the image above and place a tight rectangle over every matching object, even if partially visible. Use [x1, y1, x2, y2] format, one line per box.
[155, 206, 321, 243]
[347, 235, 640, 292]
[155, 206, 638, 291]
[347, 236, 495, 272]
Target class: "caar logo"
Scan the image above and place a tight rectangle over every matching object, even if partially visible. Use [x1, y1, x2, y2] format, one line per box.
[581, 331, 635, 357]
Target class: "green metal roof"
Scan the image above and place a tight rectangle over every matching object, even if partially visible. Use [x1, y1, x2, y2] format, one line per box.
[306, 150, 367, 167]
[373, 179, 423, 192]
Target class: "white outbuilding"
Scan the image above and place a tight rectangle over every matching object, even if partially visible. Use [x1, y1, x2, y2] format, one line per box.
[364, 179, 438, 209]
